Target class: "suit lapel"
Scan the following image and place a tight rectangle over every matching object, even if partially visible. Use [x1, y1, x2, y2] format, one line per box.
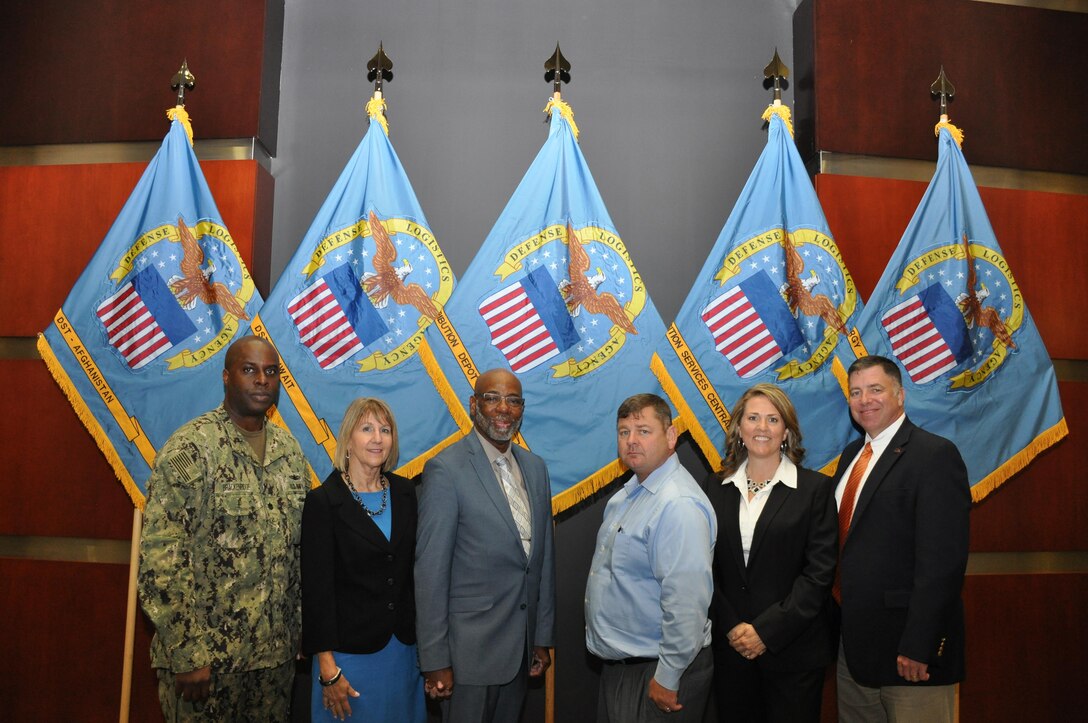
[328, 472, 390, 550]
[748, 483, 790, 567]
[388, 476, 411, 550]
[849, 420, 913, 536]
[466, 435, 523, 548]
[719, 483, 747, 578]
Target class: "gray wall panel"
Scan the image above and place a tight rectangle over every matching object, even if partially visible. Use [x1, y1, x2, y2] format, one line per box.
[274, 2, 800, 719]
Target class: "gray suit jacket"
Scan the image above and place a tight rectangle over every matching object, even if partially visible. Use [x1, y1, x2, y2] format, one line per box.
[415, 432, 556, 686]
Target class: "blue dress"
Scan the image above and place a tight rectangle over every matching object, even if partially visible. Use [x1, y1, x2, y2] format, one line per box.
[309, 490, 426, 723]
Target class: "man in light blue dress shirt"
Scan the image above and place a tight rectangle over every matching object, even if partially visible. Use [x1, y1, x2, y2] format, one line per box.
[586, 393, 717, 722]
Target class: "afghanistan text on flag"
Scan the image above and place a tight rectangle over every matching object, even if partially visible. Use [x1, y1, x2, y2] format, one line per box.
[426, 99, 670, 513]
[653, 106, 864, 474]
[252, 99, 464, 482]
[37, 110, 262, 506]
[851, 122, 1067, 500]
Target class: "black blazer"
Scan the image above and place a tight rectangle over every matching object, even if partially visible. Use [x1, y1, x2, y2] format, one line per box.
[833, 418, 970, 687]
[707, 465, 837, 672]
[301, 470, 417, 655]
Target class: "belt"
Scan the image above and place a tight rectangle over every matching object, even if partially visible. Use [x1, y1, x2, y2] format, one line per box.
[600, 656, 656, 666]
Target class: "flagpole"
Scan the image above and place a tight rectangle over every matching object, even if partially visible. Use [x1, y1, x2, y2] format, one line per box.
[119, 508, 142, 723]
[119, 62, 195, 722]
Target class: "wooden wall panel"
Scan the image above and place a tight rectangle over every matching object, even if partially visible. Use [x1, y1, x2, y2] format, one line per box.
[961, 573, 1087, 720]
[970, 381, 1086, 552]
[0, 0, 282, 147]
[0, 159, 265, 337]
[793, 0, 1088, 175]
[815, 173, 1088, 360]
[0, 558, 161, 722]
[0, 360, 135, 539]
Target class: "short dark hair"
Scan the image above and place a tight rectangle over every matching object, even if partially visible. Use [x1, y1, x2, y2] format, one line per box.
[617, 393, 673, 430]
[847, 355, 902, 386]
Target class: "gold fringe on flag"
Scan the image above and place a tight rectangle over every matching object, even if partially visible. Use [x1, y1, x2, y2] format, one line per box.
[970, 417, 1068, 502]
[762, 103, 794, 138]
[166, 106, 195, 146]
[37, 334, 148, 509]
[366, 96, 390, 136]
[550, 391, 702, 515]
[935, 118, 964, 148]
[544, 98, 580, 141]
[551, 458, 626, 516]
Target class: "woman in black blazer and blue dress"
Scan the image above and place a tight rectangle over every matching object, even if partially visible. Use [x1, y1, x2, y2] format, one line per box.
[707, 383, 837, 723]
[301, 397, 425, 722]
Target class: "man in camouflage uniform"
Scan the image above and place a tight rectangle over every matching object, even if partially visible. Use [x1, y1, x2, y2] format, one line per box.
[138, 336, 308, 722]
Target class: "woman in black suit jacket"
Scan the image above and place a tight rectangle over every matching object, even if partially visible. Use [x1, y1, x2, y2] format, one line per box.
[301, 397, 425, 723]
[707, 383, 837, 723]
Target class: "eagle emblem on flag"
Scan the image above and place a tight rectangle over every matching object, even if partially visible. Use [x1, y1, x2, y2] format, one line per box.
[99, 215, 256, 372]
[291, 210, 453, 373]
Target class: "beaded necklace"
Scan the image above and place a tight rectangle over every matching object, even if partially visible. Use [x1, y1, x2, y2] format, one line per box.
[341, 470, 388, 517]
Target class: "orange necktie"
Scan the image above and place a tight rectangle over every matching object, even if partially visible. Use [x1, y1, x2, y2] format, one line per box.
[833, 442, 872, 603]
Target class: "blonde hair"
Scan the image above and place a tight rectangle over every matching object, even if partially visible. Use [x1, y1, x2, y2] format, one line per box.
[333, 397, 399, 473]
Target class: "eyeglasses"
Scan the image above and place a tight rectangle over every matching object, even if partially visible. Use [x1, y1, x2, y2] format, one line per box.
[476, 392, 526, 409]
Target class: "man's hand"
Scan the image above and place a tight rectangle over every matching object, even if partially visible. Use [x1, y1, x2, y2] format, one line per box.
[896, 655, 930, 683]
[529, 647, 552, 677]
[175, 666, 212, 703]
[423, 667, 454, 700]
[728, 622, 767, 660]
[648, 677, 682, 714]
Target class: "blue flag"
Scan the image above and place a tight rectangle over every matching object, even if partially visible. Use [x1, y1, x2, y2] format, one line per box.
[653, 108, 864, 474]
[426, 100, 670, 512]
[853, 124, 1067, 499]
[37, 113, 263, 505]
[253, 103, 464, 482]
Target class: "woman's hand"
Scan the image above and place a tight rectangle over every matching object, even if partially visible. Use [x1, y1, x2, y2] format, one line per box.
[727, 622, 767, 660]
[318, 652, 360, 720]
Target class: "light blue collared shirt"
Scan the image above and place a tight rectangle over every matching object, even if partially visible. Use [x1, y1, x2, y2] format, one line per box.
[585, 454, 717, 690]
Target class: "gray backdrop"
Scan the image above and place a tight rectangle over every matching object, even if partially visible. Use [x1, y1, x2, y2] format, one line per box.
[272, 1, 802, 719]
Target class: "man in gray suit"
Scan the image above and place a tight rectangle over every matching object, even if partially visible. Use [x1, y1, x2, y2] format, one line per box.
[416, 368, 557, 722]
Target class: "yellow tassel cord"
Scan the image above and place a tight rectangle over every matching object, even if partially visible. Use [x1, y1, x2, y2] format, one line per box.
[831, 355, 850, 399]
[817, 455, 841, 477]
[935, 119, 964, 148]
[391, 337, 475, 480]
[761, 104, 794, 138]
[166, 106, 195, 146]
[970, 417, 1069, 502]
[37, 334, 148, 509]
[650, 353, 723, 471]
[544, 98, 580, 141]
[366, 96, 390, 136]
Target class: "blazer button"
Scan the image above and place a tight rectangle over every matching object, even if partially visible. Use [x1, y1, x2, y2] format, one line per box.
[387, 577, 395, 586]
[387, 602, 396, 610]
[520, 603, 527, 610]
[386, 554, 394, 562]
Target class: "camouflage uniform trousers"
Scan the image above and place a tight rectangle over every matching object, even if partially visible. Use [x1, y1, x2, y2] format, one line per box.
[156, 659, 295, 723]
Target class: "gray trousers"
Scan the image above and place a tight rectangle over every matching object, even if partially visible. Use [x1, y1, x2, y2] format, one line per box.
[597, 646, 713, 723]
[440, 654, 529, 723]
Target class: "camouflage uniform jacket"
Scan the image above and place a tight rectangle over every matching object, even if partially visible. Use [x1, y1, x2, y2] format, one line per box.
[138, 405, 308, 674]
